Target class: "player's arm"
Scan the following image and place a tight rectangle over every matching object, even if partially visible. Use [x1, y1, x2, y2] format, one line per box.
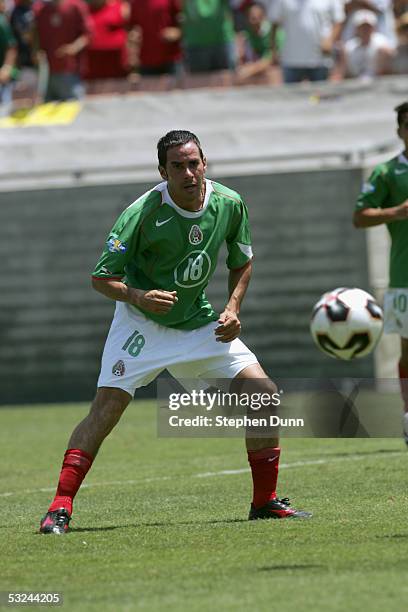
[353, 202, 408, 228]
[92, 209, 177, 314]
[91, 278, 177, 314]
[353, 165, 408, 228]
[215, 261, 252, 343]
[216, 196, 254, 343]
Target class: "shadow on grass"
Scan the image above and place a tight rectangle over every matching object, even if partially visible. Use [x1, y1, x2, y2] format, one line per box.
[69, 525, 127, 533]
[67, 518, 248, 532]
[321, 449, 404, 458]
[258, 564, 325, 572]
[378, 533, 408, 540]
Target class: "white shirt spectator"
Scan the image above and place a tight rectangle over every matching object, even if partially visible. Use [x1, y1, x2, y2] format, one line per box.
[269, 0, 345, 67]
[345, 30, 392, 76]
[342, 0, 396, 47]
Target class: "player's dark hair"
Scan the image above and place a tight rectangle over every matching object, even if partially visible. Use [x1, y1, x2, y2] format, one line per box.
[395, 102, 408, 127]
[157, 130, 204, 167]
[246, 1, 266, 12]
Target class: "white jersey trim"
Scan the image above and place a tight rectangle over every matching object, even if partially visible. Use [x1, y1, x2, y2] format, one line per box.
[152, 179, 214, 219]
[397, 153, 408, 166]
[237, 243, 253, 258]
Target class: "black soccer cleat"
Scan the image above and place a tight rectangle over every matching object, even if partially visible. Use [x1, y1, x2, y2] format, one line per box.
[248, 497, 312, 520]
[39, 508, 71, 534]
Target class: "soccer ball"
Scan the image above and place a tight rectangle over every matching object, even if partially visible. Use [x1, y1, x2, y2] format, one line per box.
[310, 287, 383, 360]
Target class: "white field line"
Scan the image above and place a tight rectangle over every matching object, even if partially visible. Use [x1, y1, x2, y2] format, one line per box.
[0, 451, 403, 499]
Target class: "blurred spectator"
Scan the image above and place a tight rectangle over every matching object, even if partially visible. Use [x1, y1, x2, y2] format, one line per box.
[182, 0, 236, 73]
[339, 9, 393, 78]
[83, 0, 129, 81]
[269, 0, 345, 83]
[0, 0, 17, 113]
[235, 1, 273, 83]
[130, 0, 181, 76]
[392, 11, 408, 73]
[342, 0, 396, 46]
[33, 0, 92, 101]
[10, 0, 35, 69]
[394, 0, 408, 18]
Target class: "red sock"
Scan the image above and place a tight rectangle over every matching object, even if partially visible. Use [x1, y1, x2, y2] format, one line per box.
[247, 447, 281, 508]
[48, 449, 93, 515]
[399, 362, 408, 412]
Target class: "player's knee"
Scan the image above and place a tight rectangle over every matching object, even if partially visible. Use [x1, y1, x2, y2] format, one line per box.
[89, 389, 130, 432]
[233, 377, 278, 396]
[88, 403, 123, 436]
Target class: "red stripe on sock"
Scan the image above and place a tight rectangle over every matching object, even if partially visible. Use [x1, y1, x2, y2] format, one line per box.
[248, 447, 281, 509]
[48, 449, 93, 515]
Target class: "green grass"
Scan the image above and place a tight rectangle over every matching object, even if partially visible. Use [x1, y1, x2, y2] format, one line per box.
[0, 400, 407, 612]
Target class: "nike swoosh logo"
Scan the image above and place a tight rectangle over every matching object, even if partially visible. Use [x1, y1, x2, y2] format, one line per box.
[155, 217, 173, 227]
[395, 168, 408, 175]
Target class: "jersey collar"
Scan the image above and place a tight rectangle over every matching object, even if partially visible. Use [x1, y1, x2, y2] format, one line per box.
[161, 179, 213, 218]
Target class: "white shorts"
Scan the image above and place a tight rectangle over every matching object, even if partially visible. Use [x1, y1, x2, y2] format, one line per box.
[383, 289, 408, 338]
[97, 302, 258, 396]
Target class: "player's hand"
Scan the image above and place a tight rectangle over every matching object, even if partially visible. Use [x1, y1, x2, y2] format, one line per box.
[130, 288, 178, 314]
[394, 200, 408, 220]
[214, 310, 241, 343]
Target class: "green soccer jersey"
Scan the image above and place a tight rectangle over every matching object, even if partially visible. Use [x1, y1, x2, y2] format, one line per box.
[244, 21, 273, 61]
[92, 179, 253, 329]
[356, 153, 408, 288]
[182, 0, 235, 47]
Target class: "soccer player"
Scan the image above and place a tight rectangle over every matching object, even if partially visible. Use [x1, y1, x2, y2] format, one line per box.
[354, 102, 408, 444]
[39, 130, 311, 534]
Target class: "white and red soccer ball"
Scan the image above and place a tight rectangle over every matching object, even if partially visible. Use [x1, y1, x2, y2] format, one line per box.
[310, 288, 383, 360]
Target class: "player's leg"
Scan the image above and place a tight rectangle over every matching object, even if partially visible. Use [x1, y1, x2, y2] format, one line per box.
[232, 363, 311, 520]
[168, 323, 311, 520]
[67, 387, 132, 456]
[399, 337, 408, 444]
[383, 290, 408, 443]
[40, 301, 166, 534]
[39, 387, 131, 534]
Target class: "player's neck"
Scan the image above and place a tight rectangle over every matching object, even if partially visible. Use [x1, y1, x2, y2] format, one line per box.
[167, 182, 206, 212]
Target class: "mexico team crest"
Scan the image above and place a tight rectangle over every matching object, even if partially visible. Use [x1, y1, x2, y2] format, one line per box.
[112, 360, 125, 377]
[189, 224, 203, 245]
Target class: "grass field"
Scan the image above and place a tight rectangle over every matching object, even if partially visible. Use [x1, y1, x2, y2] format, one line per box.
[1, 400, 407, 612]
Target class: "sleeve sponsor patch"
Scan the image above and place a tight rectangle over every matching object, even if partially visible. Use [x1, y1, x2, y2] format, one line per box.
[107, 237, 127, 253]
[361, 182, 375, 194]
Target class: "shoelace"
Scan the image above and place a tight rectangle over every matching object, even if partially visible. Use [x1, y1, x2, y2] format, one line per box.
[276, 497, 291, 507]
[55, 512, 69, 527]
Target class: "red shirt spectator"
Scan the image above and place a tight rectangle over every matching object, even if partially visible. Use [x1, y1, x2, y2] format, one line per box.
[130, 0, 181, 71]
[84, 0, 129, 80]
[34, 0, 91, 74]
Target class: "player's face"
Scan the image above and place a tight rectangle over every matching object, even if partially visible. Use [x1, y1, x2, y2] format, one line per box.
[159, 142, 207, 210]
[398, 114, 408, 153]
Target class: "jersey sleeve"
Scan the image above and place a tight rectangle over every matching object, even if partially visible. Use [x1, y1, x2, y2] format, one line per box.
[92, 208, 140, 280]
[226, 199, 253, 269]
[355, 165, 390, 210]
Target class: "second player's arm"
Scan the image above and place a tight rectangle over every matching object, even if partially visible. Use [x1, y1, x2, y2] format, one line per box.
[353, 200, 408, 227]
[215, 260, 252, 342]
[91, 277, 177, 314]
